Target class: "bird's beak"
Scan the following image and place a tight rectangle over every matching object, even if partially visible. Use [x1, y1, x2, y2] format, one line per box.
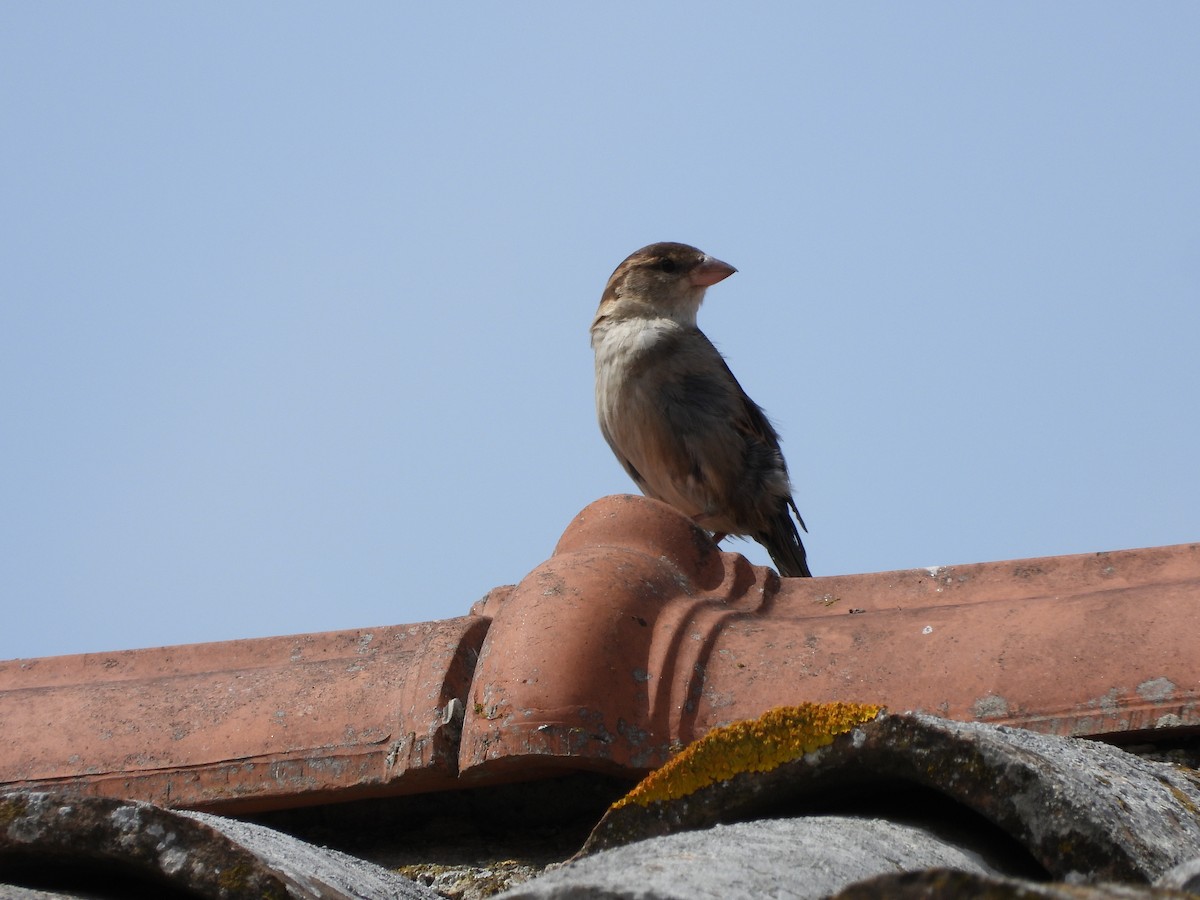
[690, 256, 737, 288]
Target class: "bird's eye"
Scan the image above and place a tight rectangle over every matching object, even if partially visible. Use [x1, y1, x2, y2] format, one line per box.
[656, 259, 678, 273]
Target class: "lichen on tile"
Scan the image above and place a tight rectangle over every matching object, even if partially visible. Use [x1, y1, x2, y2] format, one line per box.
[612, 702, 883, 809]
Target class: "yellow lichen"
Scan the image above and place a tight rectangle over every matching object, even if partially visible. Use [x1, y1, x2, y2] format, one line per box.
[613, 702, 883, 810]
[216, 862, 288, 900]
[0, 795, 28, 827]
[1167, 782, 1199, 817]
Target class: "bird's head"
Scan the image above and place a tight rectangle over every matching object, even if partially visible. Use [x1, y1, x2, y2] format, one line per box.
[594, 242, 736, 328]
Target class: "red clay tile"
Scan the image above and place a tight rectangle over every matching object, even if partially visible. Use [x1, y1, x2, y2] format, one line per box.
[0, 619, 487, 812]
[3, 493, 1196, 812]
[459, 495, 1200, 779]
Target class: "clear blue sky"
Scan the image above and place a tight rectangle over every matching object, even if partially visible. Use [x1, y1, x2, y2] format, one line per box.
[3, 4, 1197, 661]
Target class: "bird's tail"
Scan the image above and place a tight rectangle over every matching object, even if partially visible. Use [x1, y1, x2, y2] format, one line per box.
[760, 501, 812, 578]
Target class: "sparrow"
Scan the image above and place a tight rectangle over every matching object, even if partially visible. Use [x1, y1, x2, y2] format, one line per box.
[590, 242, 812, 578]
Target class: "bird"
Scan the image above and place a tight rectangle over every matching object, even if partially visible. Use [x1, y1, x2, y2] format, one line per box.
[590, 241, 812, 578]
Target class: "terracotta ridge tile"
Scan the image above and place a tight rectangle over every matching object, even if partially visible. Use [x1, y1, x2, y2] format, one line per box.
[459, 495, 1200, 779]
[2, 493, 1196, 812]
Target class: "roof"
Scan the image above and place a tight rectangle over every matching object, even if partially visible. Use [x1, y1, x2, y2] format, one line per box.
[4, 710, 1200, 897]
[2, 494, 1198, 898]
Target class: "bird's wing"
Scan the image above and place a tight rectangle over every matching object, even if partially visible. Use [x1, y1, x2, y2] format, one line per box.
[663, 341, 807, 535]
[719, 355, 807, 533]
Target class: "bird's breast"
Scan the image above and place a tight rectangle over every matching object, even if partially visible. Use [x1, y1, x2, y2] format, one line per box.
[591, 316, 680, 365]
[591, 318, 680, 420]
